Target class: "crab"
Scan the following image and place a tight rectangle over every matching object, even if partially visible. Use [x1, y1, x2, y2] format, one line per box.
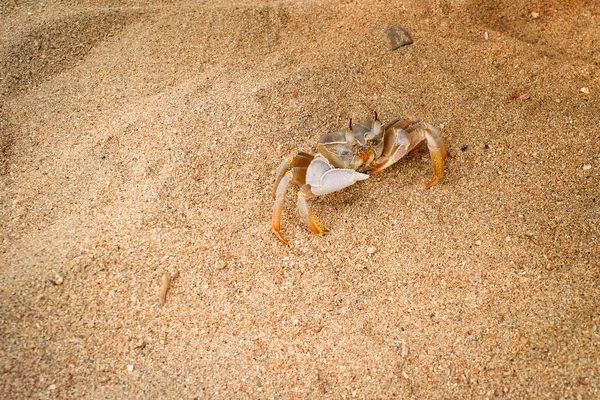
[271, 114, 447, 244]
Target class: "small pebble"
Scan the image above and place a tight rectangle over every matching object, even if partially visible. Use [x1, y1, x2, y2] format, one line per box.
[48, 384, 56, 391]
[49, 275, 64, 285]
[460, 145, 468, 152]
[367, 246, 377, 255]
[580, 87, 590, 94]
[475, 240, 482, 246]
[582, 164, 591, 170]
[402, 371, 409, 379]
[127, 364, 134, 372]
[387, 25, 413, 50]
[531, 12, 540, 19]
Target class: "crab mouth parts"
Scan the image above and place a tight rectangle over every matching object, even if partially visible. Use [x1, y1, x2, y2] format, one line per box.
[355, 147, 376, 166]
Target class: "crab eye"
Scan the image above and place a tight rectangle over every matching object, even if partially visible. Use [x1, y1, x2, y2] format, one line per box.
[365, 119, 382, 142]
[372, 119, 382, 136]
[344, 129, 356, 144]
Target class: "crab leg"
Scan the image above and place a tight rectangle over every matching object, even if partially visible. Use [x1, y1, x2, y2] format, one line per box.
[272, 158, 290, 200]
[272, 152, 314, 244]
[272, 152, 313, 199]
[370, 127, 411, 173]
[421, 123, 447, 189]
[297, 186, 329, 236]
[272, 171, 293, 244]
[371, 118, 447, 189]
[370, 117, 424, 173]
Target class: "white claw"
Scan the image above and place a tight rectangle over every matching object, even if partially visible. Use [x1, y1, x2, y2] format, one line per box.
[305, 156, 331, 187]
[306, 155, 368, 196]
[315, 169, 368, 195]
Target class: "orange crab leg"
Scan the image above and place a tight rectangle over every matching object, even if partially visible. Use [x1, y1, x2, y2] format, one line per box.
[425, 148, 445, 189]
[297, 188, 329, 237]
[272, 171, 292, 244]
[423, 123, 447, 189]
[272, 152, 313, 199]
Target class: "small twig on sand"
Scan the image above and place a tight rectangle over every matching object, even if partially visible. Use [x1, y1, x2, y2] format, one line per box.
[159, 273, 171, 306]
[159, 270, 180, 306]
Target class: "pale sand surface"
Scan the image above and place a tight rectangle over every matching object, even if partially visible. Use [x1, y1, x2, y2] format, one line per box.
[1, 0, 599, 398]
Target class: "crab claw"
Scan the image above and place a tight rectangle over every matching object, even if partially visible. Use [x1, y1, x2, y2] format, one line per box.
[306, 155, 369, 196]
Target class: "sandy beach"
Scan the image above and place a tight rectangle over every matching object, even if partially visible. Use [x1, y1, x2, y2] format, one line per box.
[1, 0, 598, 398]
